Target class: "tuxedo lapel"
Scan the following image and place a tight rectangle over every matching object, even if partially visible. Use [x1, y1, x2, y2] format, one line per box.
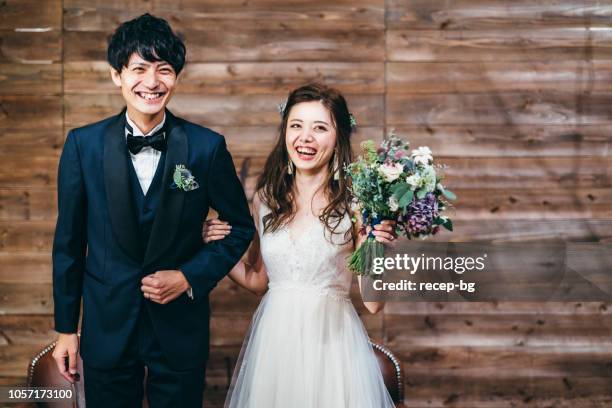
[103, 111, 143, 262]
[143, 111, 187, 267]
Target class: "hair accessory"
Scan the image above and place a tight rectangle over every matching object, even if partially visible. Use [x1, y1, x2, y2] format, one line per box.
[277, 98, 288, 117]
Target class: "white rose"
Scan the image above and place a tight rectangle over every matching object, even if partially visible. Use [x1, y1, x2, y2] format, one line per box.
[411, 146, 433, 166]
[406, 174, 421, 189]
[379, 162, 404, 182]
[388, 196, 399, 211]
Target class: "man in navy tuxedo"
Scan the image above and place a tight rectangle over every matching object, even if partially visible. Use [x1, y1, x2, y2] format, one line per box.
[51, 14, 255, 408]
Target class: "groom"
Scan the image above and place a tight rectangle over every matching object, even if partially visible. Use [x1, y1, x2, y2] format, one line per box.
[51, 13, 255, 408]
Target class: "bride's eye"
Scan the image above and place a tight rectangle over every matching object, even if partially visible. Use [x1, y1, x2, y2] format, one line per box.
[290, 123, 301, 129]
[314, 125, 328, 132]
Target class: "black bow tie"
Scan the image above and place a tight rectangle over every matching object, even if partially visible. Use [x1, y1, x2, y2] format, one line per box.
[126, 126, 167, 155]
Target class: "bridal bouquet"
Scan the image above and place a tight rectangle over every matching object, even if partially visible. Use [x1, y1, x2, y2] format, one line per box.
[346, 134, 456, 276]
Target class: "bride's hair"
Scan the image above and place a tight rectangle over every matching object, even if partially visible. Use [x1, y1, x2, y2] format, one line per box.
[256, 83, 355, 244]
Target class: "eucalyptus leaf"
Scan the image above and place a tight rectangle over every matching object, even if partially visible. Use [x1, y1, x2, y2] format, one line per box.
[442, 189, 457, 201]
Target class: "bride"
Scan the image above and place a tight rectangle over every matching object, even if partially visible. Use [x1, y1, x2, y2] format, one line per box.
[204, 83, 397, 408]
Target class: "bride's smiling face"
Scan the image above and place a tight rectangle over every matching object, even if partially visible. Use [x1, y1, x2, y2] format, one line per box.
[285, 101, 337, 175]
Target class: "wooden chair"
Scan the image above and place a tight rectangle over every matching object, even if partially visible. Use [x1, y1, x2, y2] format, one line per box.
[28, 338, 404, 407]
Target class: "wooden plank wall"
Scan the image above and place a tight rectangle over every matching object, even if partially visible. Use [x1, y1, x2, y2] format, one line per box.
[0, 0, 610, 406]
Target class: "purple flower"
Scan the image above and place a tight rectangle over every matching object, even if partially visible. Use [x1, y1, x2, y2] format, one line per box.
[404, 192, 439, 236]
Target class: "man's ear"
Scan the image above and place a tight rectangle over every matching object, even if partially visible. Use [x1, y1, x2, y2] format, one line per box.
[110, 67, 122, 87]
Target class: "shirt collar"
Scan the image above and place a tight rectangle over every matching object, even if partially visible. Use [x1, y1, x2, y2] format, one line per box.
[125, 111, 166, 137]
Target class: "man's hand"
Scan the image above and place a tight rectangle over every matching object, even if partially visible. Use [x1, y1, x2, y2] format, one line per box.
[52, 333, 79, 383]
[141, 270, 191, 304]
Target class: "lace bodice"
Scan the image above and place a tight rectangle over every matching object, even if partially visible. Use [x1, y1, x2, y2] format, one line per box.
[258, 203, 354, 298]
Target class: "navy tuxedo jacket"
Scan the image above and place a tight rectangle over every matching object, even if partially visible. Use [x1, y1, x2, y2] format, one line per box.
[52, 109, 255, 370]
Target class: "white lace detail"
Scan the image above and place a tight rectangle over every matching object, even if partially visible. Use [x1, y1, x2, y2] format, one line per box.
[258, 203, 354, 298]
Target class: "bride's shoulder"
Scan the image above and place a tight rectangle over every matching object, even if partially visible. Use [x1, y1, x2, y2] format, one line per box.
[251, 190, 270, 219]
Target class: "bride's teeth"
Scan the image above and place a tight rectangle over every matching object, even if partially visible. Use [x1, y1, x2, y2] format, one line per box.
[297, 147, 316, 155]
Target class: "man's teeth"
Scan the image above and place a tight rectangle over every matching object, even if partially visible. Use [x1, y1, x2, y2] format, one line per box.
[138, 92, 163, 100]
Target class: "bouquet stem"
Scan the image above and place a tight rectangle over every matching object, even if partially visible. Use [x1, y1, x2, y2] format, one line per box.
[348, 236, 385, 276]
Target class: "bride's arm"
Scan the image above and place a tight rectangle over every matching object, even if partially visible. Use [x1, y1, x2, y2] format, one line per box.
[203, 196, 268, 296]
[227, 233, 268, 296]
[353, 215, 397, 314]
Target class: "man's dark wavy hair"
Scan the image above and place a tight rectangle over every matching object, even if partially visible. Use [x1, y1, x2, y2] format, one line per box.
[107, 13, 186, 74]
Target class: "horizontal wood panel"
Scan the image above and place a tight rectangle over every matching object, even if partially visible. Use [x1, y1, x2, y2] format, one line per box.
[0, 189, 57, 221]
[0, 31, 61, 64]
[388, 125, 611, 157]
[0, 283, 52, 315]
[387, 61, 612, 94]
[0, 0, 61, 30]
[0, 97, 62, 131]
[387, 28, 612, 62]
[0, 155, 59, 187]
[385, 302, 611, 316]
[64, 29, 385, 63]
[64, 61, 385, 95]
[64, 0, 384, 31]
[386, 92, 612, 126]
[451, 187, 612, 220]
[385, 314, 612, 348]
[386, 0, 612, 30]
[400, 345, 612, 378]
[0, 253, 51, 283]
[64, 94, 385, 128]
[0, 64, 61, 96]
[434, 156, 611, 189]
[402, 375, 612, 407]
[437, 218, 612, 242]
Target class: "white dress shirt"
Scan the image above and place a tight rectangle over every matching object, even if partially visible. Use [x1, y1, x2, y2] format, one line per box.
[124, 112, 165, 195]
[125, 112, 194, 299]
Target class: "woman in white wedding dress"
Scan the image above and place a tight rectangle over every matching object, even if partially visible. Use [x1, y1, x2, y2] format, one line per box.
[205, 83, 397, 408]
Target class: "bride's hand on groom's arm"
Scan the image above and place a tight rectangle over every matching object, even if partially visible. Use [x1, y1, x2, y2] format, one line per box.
[141, 270, 191, 304]
[202, 218, 231, 243]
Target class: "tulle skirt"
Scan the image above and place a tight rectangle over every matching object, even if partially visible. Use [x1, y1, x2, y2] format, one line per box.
[224, 283, 396, 408]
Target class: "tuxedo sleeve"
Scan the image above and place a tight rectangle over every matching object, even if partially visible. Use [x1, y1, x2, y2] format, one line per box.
[52, 130, 87, 333]
[180, 137, 255, 299]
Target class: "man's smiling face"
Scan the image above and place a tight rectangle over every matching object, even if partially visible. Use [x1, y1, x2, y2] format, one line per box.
[110, 53, 178, 118]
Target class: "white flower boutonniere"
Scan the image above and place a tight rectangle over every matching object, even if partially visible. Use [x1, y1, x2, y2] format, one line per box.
[171, 164, 199, 192]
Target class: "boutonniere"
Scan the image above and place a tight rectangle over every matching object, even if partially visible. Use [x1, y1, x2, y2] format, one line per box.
[170, 164, 200, 192]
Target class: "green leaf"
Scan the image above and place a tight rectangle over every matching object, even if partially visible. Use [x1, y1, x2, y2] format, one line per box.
[433, 216, 444, 225]
[399, 190, 414, 208]
[173, 170, 182, 185]
[443, 219, 453, 231]
[391, 183, 408, 196]
[416, 188, 427, 199]
[442, 189, 457, 201]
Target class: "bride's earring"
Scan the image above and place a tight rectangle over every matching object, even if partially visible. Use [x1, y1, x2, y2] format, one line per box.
[287, 159, 294, 175]
[333, 153, 340, 181]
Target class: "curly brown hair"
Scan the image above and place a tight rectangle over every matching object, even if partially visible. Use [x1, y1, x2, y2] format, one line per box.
[256, 83, 355, 244]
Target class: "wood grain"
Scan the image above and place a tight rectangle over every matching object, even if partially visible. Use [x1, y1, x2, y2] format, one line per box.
[64, 29, 385, 63]
[387, 28, 612, 63]
[386, 92, 612, 126]
[386, 0, 612, 30]
[64, 61, 385, 95]
[387, 61, 612, 94]
[63, 0, 385, 31]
